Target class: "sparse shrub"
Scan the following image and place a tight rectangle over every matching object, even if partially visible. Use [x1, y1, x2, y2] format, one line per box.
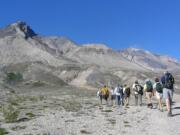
[39, 95, 46, 101]
[80, 129, 91, 134]
[2, 104, 19, 123]
[7, 98, 19, 106]
[0, 106, 2, 112]
[107, 119, 116, 125]
[5, 72, 23, 84]
[32, 81, 45, 87]
[7, 96, 26, 106]
[61, 100, 82, 112]
[11, 126, 26, 131]
[124, 124, 132, 128]
[42, 133, 49, 135]
[103, 109, 113, 112]
[123, 120, 129, 124]
[0, 128, 8, 135]
[25, 112, 35, 118]
[29, 96, 38, 102]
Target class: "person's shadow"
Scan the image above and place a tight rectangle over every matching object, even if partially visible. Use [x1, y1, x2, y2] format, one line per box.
[173, 113, 180, 117]
[172, 106, 180, 117]
[173, 106, 180, 109]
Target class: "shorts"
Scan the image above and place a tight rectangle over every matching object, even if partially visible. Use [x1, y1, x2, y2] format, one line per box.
[102, 94, 109, 101]
[156, 91, 163, 99]
[146, 92, 152, 99]
[124, 93, 130, 98]
[163, 88, 173, 100]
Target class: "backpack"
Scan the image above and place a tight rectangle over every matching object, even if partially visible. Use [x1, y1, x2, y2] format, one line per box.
[125, 87, 131, 95]
[101, 87, 109, 96]
[155, 82, 163, 93]
[145, 81, 153, 92]
[164, 73, 174, 89]
[135, 84, 143, 95]
[104, 88, 109, 96]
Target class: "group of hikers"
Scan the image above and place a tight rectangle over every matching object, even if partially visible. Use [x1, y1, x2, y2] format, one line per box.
[97, 71, 175, 117]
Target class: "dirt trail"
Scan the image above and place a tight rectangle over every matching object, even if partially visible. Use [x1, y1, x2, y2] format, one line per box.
[0, 87, 180, 135]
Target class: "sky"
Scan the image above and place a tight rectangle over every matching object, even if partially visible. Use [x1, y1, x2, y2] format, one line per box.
[0, 0, 180, 59]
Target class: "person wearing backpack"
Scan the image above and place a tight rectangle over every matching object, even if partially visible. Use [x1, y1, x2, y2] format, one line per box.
[114, 84, 124, 106]
[144, 79, 153, 108]
[132, 80, 143, 106]
[161, 71, 175, 117]
[153, 78, 163, 112]
[123, 84, 131, 107]
[100, 85, 110, 105]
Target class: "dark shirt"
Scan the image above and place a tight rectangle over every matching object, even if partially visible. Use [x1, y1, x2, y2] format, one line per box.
[161, 73, 174, 89]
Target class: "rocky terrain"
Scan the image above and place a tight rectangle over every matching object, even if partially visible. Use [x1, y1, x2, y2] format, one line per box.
[0, 21, 180, 135]
[0, 85, 180, 135]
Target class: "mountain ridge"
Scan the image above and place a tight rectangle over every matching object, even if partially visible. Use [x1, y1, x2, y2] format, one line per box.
[0, 21, 179, 89]
[1, 21, 178, 62]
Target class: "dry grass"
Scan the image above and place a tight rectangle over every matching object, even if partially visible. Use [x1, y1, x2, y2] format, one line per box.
[11, 126, 26, 131]
[107, 118, 116, 125]
[2, 104, 19, 123]
[61, 99, 82, 112]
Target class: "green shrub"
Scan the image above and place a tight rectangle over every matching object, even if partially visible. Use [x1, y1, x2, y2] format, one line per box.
[25, 112, 35, 118]
[0, 128, 8, 135]
[2, 104, 19, 123]
[11, 126, 26, 131]
[5, 72, 23, 84]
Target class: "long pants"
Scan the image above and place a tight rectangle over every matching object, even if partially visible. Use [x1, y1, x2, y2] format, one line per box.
[116, 95, 124, 106]
[163, 88, 173, 113]
[135, 94, 142, 106]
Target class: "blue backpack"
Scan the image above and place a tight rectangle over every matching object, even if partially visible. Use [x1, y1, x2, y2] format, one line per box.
[162, 73, 174, 89]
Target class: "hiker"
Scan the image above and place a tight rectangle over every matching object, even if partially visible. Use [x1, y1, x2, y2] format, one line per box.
[97, 88, 103, 104]
[132, 80, 143, 106]
[123, 84, 131, 107]
[161, 71, 175, 117]
[99, 85, 109, 105]
[153, 77, 163, 112]
[110, 87, 115, 105]
[144, 79, 153, 108]
[114, 84, 124, 106]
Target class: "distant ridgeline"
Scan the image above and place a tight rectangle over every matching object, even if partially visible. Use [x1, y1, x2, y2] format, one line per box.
[0, 21, 179, 89]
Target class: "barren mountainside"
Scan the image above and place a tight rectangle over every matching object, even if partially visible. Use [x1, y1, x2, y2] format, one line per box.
[0, 21, 180, 89]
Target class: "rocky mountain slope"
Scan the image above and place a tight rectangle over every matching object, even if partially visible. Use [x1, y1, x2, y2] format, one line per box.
[120, 48, 180, 73]
[0, 21, 179, 89]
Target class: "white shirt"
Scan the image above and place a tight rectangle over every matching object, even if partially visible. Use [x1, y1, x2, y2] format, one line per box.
[132, 83, 142, 94]
[114, 87, 122, 96]
[110, 89, 115, 95]
[132, 84, 136, 90]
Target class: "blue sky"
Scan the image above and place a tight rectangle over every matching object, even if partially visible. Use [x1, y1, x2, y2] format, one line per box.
[0, 0, 180, 59]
